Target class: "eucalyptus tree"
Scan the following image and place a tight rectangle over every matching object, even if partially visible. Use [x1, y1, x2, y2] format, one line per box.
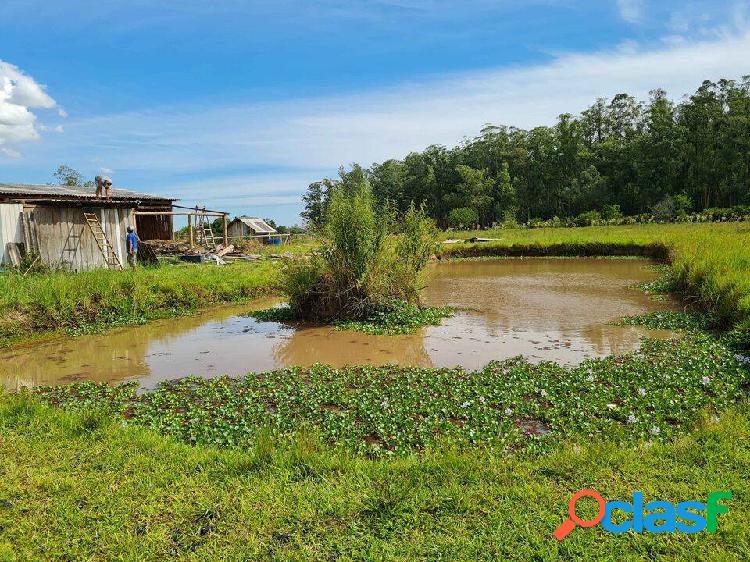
[301, 76, 750, 227]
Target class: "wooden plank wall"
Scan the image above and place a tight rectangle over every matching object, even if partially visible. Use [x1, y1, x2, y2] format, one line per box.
[0, 203, 24, 265]
[28, 205, 135, 270]
[134, 202, 174, 240]
[227, 221, 248, 238]
[136, 214, 173, 240]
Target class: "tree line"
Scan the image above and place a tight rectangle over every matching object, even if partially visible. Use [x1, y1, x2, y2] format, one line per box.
[302, 77, 750, 229]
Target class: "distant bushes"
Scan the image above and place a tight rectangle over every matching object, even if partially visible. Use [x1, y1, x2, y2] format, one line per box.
[443, 241, 670, 260]
[524, 204, 750, 230]
[447, 207, 479, 230]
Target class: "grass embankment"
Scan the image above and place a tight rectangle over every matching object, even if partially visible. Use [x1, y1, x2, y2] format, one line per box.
[1, 391, 748, 560]
[442, 222, 750, 336]
[251, 236, 318, 257]
[0, 261, 280, 347]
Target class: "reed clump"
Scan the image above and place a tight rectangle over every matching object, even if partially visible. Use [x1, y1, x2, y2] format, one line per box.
[281, 181, 438, 322]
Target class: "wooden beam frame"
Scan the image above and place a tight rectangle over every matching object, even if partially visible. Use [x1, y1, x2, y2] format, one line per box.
[135, 207, 231, 247]
[134, 211, 227, 217]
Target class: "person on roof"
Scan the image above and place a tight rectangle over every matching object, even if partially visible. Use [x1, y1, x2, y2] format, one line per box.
[95, 176, 112, 200]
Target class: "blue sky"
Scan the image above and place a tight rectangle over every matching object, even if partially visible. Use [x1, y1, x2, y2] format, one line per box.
[1, 0, 749, 225]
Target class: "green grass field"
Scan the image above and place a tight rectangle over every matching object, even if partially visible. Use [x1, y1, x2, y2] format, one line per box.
[1, 392, 748, 560]
[2, 222, 750, 560]
[0, 260, 281, 347]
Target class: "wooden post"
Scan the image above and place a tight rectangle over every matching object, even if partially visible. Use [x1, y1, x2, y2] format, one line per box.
[222, 214, 228, 246]
[188, 214, 194, 248]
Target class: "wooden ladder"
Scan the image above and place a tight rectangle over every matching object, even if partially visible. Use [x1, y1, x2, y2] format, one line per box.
[197, 213, 218, 248]
[83, 212, 123, 270]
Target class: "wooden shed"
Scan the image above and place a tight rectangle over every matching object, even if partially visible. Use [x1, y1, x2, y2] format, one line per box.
[0, 183, 175, 270]
[227, 216, 277, 238]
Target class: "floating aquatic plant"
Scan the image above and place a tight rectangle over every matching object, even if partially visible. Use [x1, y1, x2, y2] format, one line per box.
[35, 332, 750, 457]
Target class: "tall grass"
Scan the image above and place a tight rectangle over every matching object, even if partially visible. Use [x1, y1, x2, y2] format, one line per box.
[0, 261, 280, 344]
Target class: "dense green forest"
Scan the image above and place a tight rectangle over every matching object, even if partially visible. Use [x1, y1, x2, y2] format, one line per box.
[303, 77, 750, 228]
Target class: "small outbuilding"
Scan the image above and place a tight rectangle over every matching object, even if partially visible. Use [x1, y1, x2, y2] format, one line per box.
[227, 216, 277, 238]
[0, 183, 175, 270]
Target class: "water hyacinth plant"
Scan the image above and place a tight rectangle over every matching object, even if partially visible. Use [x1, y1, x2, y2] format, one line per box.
[335, 300, 453, 335]
[615, 311, 710, 331]
[36, 332, 750, 457]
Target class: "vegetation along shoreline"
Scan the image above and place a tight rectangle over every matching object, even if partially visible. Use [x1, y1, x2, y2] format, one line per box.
[3, 221, 748, 348]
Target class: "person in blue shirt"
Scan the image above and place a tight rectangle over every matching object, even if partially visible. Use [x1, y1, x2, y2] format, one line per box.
[126, 226, 138, 267]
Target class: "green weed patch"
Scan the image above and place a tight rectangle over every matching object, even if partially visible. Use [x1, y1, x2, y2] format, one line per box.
[335, 301, 453, 335]
[615, 311, 710, 332]
[250, 300, 453, 335]
[35, 333, 750, 456]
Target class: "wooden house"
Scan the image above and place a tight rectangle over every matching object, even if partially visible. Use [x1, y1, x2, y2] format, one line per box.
[0, 183, 174, 270]
[227, 216, 277, 238]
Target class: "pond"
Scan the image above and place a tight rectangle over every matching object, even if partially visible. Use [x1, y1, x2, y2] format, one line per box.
[1, 258, 678, 390]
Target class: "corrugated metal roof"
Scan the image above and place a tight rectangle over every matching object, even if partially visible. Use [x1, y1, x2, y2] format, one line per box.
[0, 183, 175, 202]
[236, 216, 277, 234]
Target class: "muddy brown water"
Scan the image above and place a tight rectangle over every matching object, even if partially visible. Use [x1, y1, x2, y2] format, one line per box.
[1, 258, 678, 390]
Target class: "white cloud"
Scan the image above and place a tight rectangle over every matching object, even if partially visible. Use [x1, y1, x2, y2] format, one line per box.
[53, 29, 750, 169]
[0, 60, 61, 156]
[667, 0, 750, 40]
[12, 28, 750, 216]
[617, 0, 644, 24]
[156, 172, 309, 209]
[0, 147, 21, 159]
[38, 124, 65, 133]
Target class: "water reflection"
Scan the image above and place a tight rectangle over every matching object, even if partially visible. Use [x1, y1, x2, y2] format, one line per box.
[1, 258, 677, 389]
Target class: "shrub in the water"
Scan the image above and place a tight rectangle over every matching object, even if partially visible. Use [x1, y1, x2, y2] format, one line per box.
[280, 179, 439, 326]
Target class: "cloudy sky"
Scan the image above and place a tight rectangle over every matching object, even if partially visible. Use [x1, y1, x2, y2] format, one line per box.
[1, 0, 749, 224]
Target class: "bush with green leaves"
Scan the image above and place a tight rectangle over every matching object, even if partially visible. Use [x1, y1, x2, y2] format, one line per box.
[601, 204, 623, 220]
[281, 181, 439, 322]
[574, 210, 602, 227]
[447, 207, 479, 229]
[651, 195, 688, 221]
